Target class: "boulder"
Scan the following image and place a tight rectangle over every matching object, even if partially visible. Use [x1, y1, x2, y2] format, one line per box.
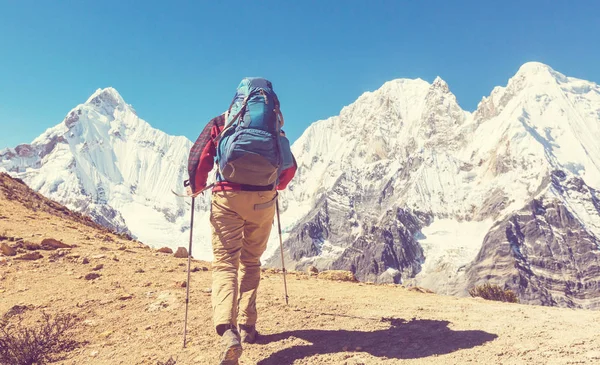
[85, 273, 101, 280]
[1, 242, 16, 256]
[41, 238, 71, 250]
[174, 247, 189, 258]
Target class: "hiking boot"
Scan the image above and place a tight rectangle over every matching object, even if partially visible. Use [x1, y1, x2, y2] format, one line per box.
[219, 328, 242, 365]
[239, 324, 258, 344]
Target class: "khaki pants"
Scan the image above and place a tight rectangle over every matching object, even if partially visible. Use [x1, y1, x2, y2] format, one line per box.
[210, 190, 277, 331]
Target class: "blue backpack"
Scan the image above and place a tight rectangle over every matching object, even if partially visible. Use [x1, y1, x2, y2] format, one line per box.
[216, 78, 288, 186]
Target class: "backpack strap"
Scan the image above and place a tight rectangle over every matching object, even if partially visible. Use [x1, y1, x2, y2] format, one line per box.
[275, 108, 285, 128]
[219, 91, 256, 138]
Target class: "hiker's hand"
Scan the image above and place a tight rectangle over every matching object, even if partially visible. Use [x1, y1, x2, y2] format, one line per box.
[186, 185, 203, 198]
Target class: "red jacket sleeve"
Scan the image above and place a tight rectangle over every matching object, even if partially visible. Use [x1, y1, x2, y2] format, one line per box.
[277, 156, 297, 190]
[191, 116, 224, 193]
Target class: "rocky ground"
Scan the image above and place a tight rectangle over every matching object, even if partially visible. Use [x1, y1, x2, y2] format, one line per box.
[2, 173, 600, 365]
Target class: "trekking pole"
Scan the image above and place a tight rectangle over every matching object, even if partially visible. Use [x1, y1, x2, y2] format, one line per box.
[183, 196, 195, 348]
[275, 197, 289, 305]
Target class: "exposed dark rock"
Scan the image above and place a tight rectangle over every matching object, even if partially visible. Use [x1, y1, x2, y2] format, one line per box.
[270, 184, 430, 284]
[463, 196, 600, 309]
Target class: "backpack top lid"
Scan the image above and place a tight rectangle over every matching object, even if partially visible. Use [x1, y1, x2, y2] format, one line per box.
[234, 77, 280, 107]
[238, 77, 272, 91]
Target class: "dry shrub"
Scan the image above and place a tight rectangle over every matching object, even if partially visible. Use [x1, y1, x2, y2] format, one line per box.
[157, 357, 177, 365]
[0, 308, 82, 365]
[469, 283, 519, 303]
[317, 270, 357, 282]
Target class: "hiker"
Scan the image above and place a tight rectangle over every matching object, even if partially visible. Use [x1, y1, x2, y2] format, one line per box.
[187, 78, 296, 364]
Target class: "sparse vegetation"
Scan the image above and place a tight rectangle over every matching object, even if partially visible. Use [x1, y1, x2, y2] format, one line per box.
[469, 283, 519, 303]
[0, 308, 82, 365]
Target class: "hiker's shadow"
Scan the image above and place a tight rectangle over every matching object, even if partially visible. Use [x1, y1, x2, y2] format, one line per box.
[256, 318, 497, 364]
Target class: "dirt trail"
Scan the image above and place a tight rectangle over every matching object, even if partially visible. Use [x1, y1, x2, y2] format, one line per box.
[2, 174, 600, 364]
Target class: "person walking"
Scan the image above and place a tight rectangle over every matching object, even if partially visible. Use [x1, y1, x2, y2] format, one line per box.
[187, 78, 296, 364]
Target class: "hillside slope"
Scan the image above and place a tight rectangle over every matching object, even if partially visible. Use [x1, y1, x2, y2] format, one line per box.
[2, 174, 600, 364]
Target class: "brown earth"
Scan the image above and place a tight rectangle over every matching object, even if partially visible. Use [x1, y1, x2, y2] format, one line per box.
[2, 173, 600, 365]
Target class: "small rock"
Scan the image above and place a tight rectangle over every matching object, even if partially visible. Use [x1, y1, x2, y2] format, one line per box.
[83, 319, 97, 327]
[145, 325, 152, 330]
[14, 252, 43, 261]
[0, 257, 8, 265]
[135, 268, 145, 273]
[1, 242, 16, 256]
[157, 247, 173, 254]
[100, 330, 113, 338]
[307, 265, 319, 275]
[24, 242, 41, 250]
[174, 247, 189, 258]
[112, 255, 119, 261]
[118, 294, 134, 300]
[92, 264, 104, 271]
[178, 281, 187, 288]
[201, 288, 212, 293]
[90, 350, 99, 357]
[85, 273, 101, 280]
[41, 238, 71, 250]
[191, 266, 201, 272]
[118, 245, 127, 251]
[201, 266, 209, 271]
[92, 254, 106, 259]
[82, 257, 90, 264]
[143, 282, 152, 287]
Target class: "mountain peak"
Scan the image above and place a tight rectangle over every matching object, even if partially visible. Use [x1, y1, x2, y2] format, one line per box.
[430, 76, 450, 92]
[513, 62, 568, 84]
[432, 76, 447, 86]
[516, 61, 553, 75]
[85, 87, 126, 109]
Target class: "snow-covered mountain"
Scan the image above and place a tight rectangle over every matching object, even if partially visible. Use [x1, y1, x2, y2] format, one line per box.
[268, 62, 600, 308]
[2, 62, 600, 308]
[0, 88, 215, 257]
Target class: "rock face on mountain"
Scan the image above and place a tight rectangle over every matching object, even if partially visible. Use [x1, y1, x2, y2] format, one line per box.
[2, 63, 600, 308]
[458, 171, 600, 309]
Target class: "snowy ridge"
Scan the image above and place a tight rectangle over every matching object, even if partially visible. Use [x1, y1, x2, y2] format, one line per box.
[1, 63, 600, 307]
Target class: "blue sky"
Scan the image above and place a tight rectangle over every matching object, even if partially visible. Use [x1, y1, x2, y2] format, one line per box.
[1, 0, 599, 148]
